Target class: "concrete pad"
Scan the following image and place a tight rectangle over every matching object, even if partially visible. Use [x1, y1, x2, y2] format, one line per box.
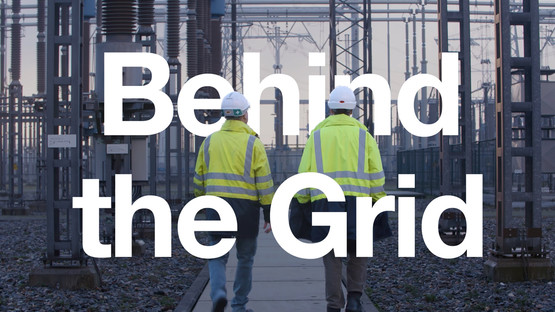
[1, 208, 29, 216]
[0, 214, 45, 221]
[27, 201, 46, 212]
[136, 227, 155, 240]
[485, 256, 554, 282]
[132, 239, 146, 256]
[28, 266, 101, 290]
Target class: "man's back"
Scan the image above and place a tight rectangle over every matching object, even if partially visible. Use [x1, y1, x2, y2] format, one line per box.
[298, 114, 386, 203]
[194, 119, 274, 238]
[316, 122, 364, 173]
[195, 92, 273, 312]
[205, 130, 253, 175]
[195, 120, 273, 202]
[294, 86, 389, 312]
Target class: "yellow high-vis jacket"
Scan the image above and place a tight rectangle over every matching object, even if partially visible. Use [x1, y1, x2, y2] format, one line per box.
[295, 114, 386, 204]
[194, 120, 274, 207]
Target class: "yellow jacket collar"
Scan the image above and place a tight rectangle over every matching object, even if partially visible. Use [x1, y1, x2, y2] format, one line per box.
[220, 119, 258, 136]
[311, 114, 367, 134]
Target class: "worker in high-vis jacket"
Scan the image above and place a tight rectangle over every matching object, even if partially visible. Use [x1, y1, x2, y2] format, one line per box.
[296, 86, 387, 312]
[194, 92, 274, 312]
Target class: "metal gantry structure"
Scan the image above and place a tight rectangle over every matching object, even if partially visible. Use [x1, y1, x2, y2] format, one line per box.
[7, 0, 23, 210]
[485, 0, 552, 281]
[437, 0, 473, 243]
[165, 0, 184, 203]
[1, 0, 48, 211]
[35, 0, 47, 202]
[135, 0, 159, 197]
[0, 1, 5, 198]
[221, 7, 247, 92]
[329, 0, 372, 127]
[494, 0, 542, 255]
[45, 0, 84, 263]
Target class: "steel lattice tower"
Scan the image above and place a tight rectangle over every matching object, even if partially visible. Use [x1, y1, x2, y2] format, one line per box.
[329, 0, 372, 129]
[45, 0, 84, 264]
[485, 0, 553, 281]
[437, 0, 473, 244]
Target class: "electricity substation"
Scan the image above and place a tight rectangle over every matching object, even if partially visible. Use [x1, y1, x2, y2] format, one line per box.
[0, 0, 554, 310]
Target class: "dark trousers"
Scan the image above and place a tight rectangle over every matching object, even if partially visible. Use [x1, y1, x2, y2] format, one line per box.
[322, 251, 368, 310]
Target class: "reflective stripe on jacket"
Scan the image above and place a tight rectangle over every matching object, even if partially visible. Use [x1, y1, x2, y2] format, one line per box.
[194, 120, 274, 206]
[296, 114, 386, 203]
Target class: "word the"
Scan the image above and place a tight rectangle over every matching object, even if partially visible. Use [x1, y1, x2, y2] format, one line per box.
[73, 173, 483, 260]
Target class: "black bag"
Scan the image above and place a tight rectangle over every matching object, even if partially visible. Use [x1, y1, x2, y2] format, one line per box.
[288, 197, 312, 241]
[288, 196, 392, 242]
[373, 210, 393, 242]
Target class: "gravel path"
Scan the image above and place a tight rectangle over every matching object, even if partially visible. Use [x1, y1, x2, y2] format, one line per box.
[367, 200, 555, 312]
[0, 217, 206, 312]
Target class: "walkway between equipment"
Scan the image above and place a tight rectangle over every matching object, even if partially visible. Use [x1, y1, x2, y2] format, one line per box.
[191, 217, 378, 312]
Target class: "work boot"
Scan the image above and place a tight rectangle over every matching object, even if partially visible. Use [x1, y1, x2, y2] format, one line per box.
[327, 307, 341, 312]
[345, 292, 362, 312]
[212, 297, 227, 312]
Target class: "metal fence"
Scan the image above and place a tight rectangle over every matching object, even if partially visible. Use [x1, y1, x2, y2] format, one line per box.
[397, 146, 441, 195]
[0, 152, 45, 201]
[397, 139, 497, 195]
[472, 139, 496, 194]
[267, 147, 304, 185]
[9, 138, 555, 205]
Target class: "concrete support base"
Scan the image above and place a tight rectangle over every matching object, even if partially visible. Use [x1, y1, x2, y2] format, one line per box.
[1, 208, 29, 216]
[132, 239, 146, 256]
[440, 234, 465, 246]
[28, 201, 46, 212]
[484, 255, 554, 282]
[29, 266, 101, 290]
[136, 228, 155, 240]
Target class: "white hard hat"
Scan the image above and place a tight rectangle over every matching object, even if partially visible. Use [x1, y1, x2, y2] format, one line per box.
[328, 86, 356, 110]
[221, 92, 250, 117]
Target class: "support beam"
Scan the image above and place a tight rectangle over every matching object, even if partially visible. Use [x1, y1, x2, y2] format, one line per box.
[329, 0, 372, 127]
[485, 0, 553, 282]
[136, 0, 159, 197]
[165, 0, 184, 205]
[0, 1, 6, 194]
[6, 0, 23, 212]
[438, 0, 473, 244]
[44, 0, 84, 264]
